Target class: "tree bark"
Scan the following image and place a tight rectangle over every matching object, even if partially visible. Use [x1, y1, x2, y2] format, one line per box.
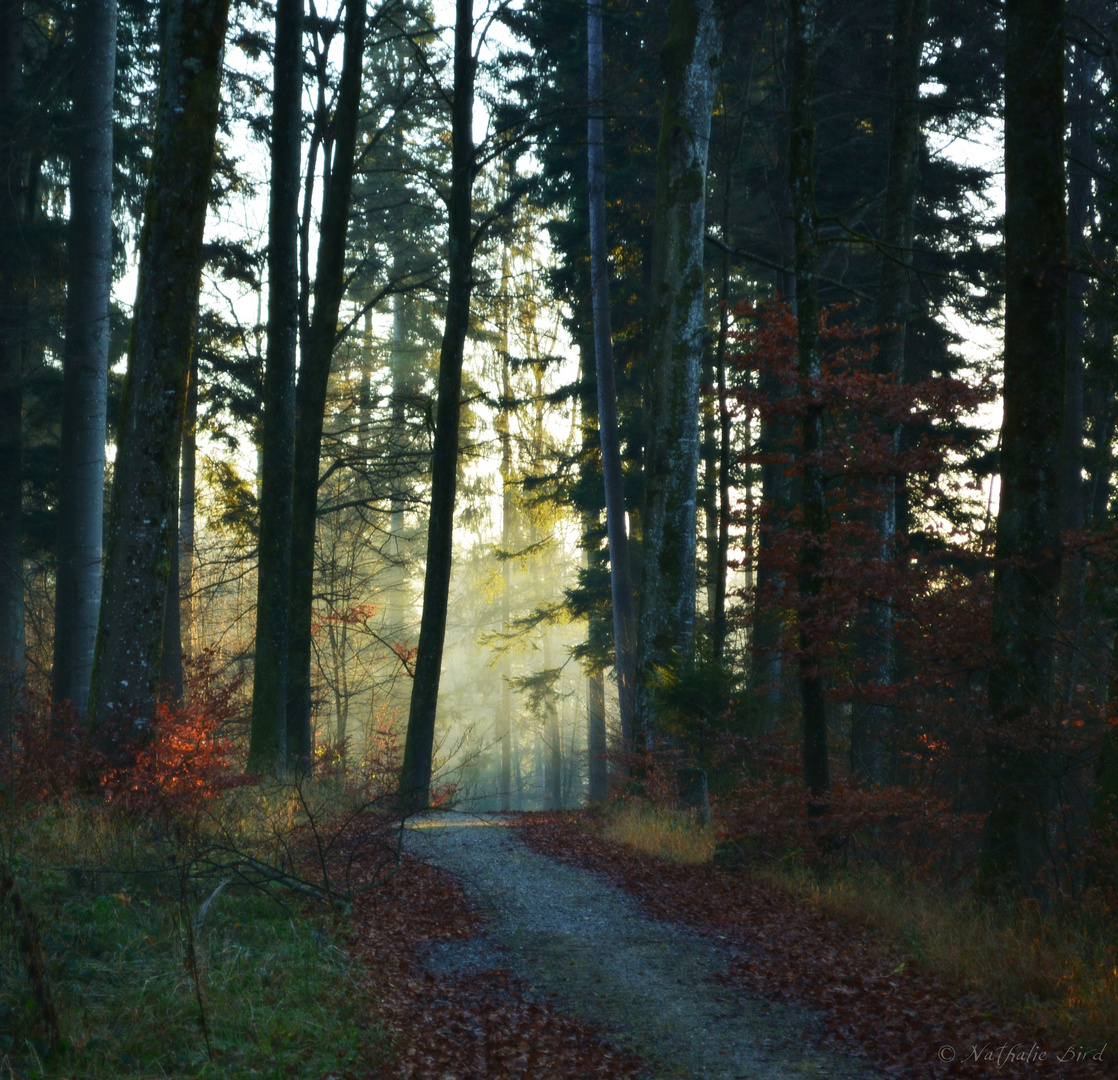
[634, 0, 721, 744]
[180, 354, 197, 658]
[788, 0, 829, 805]
[88, 0, 232, 739]
[0, 0, 26, 740]
[588, 0, 636, 757]
[982, 0, 1066, 897]
[397, 0, 476, 811]
[52, 0, 116, 719]
[249, 0, 303, 771]
[851, 0, 929, 785]
[498, 283, 514, 811]
[587, 667, 607, 802]
[286, 0, 365, 769]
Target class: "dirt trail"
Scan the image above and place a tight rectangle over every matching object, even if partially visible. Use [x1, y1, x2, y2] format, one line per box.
[405, 812, 880, 1080]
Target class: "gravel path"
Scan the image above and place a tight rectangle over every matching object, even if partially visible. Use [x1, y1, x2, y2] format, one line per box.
[405, 812, 881, 1080]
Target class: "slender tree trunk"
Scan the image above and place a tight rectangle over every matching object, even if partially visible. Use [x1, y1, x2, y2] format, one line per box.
[749, 29, 795, 731]
[387, 280, 408, 645]
[286, 0, 365, 770]
[249, 0, 303, 770]
[851, 0, 928, 785]
[397, 0, 476, 811]
[587, 666, 607, 802]
[788, 0, 829, 806]
[498, 300, 514, 811]
[545, 632, 561, 809]
[88, 0, 232, 739]
[0, 0, 26, 740]
[53, 0, 116, 718]
[634, 0, 721, 744]
[180, 354, 197, 658]
[588, 0, 636, 757]
[982, 0, 1067, 897]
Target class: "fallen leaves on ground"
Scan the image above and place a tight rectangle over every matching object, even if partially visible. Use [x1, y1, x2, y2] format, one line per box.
[514, 811, 1116, 1080]
[348, 852, 645, 1080]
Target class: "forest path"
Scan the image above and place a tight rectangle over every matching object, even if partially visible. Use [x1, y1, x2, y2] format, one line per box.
[405, 812, 880, 1080]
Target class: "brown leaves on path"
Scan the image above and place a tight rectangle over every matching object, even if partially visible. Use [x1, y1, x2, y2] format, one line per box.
[347, 852, 644, 1080]
[514, 811, 1116, 1080]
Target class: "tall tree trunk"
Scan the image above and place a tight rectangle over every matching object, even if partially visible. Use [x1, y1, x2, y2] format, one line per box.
[498, 288, 514, 811]
[587, 666, 607, 802]
[180, 353, 197, 658]
[0, 0, 26, 740]
[851, 0, 928, 785]
[982, 0, 1067, 897]
[397, 0, 476, 811]
[545, 632, 561, 809]
[788, 0, 829, 806]
[1056, 37, 1098, 702]
[53, 0, 116, 718]
[634, 0, 721, 744]
[249, 0, 303, 770]
[88, 0, 231, 739]
[588, 0, 636, 757]
[749, 29, 795, 732]
[286, 0, 365, 770]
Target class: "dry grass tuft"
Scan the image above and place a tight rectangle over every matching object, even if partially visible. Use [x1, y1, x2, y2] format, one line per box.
[603, 802, 717, 865]
[763, 864, 1118, 1045]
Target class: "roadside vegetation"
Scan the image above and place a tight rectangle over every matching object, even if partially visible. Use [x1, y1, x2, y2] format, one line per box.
[0, 678, 398, 1078]
[586, 784, 1118, 1063]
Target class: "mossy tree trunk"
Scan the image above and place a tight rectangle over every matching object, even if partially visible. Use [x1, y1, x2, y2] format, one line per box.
[248, 0, 304, 771]
[285, 0, 365, 770]
[398, 0, 477, 811]
[634, 0, 721, 745]
[88, 0, 232, 740]
[982, 0, 1066, 898]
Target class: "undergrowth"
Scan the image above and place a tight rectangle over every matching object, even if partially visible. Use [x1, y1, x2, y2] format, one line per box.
[0, 680, 401, 1078]
[603, 793, 1117, 1047]
[1, 800, 391, 1078]
[764, 861, 1118, 1046]
[602, 801, 716, 865]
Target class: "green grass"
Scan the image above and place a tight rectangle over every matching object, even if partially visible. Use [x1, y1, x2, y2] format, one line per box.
[1, 801, 390, 1078]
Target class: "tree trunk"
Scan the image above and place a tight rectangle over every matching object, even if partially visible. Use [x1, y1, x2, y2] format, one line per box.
[851, 0, 928, 785]
[397, 0, 476, 811]
[286, 0, 365, 770]
[160, 458, 183, 703]
[498, 294, 514, 811]
[588, 0, 636, 757]
[0, 0, 25, 740]
[249, 0, 303, 771]
[749, 28, 795, 732]
[88, 0, 232, 740]
[982, 0, 1066, 898]
[788, 0, 829, 805]
[587, 666, 607, 803]
[52, 0, 116, 719]
[1056, 38, 1098, 702]
[634, 0, 720, 744]
[180, 354, 197, 658]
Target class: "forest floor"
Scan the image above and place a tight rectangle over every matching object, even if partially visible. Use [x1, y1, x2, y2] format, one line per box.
[349, 810, 1116, 1080]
